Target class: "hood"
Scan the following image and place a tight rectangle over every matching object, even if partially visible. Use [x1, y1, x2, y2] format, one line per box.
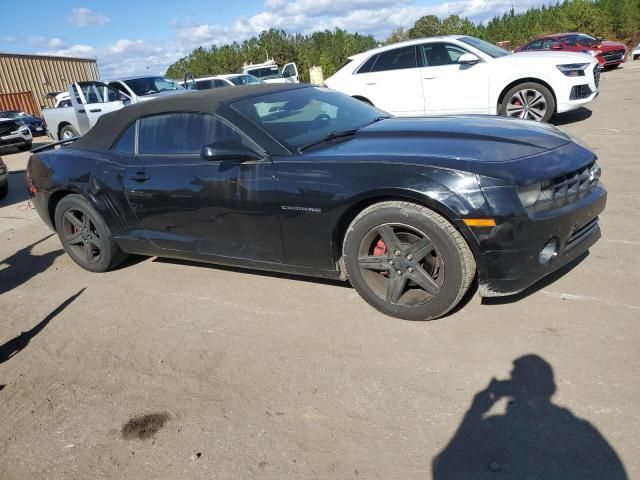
[506, 51, 597, 63]
[307, 116, 594, 184]
[597, 40, 626, 50]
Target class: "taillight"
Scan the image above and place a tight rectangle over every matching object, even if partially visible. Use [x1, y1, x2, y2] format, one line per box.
[26, 168, 37, 193]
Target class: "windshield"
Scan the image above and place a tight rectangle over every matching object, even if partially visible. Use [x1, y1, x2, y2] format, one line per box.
[232, 87, 388, 151]
[124, 76, 184, 96]
[459, 36, 510, 58]
[0, 110, 26, 119]
[228, 74, 263, 85]
[246, 66, 282, 80]
[562, 34, 598, 46]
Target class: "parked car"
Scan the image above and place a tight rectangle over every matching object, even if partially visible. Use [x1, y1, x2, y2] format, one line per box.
[0, 110, 46, 135]
[0, 156, 8, 200]
[42, 81, 131, 140]
[45, 91, 72, 108]
[516, 33, 627, 69]
[181, 73, 263, 90]
[27, 84, 606, 320]
[325, 35, 600, 123]
[242, 60, 299, 83]
[632, 43, 640, 61]
[0, 117, 32, 151]
[106, 76, 186, 103]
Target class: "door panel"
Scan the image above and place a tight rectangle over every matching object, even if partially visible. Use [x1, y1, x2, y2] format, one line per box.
[419, 43, 490, 115]
[74, 81, 128, 127]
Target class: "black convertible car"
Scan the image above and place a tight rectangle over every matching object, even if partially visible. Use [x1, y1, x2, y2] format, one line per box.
[27, 84, 606, 320]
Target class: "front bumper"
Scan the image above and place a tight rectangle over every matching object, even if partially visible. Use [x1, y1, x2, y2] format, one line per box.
[477, 184, 607, 296]
[556, 63, 600, 114]
[0, 130, 32, 147]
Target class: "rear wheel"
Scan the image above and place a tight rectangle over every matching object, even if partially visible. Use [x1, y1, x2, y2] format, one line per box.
[60, 125, 79, 140]
[499, 82, 555, 123]
[343, 201, 475, 320]
[54, 194, 127, 272]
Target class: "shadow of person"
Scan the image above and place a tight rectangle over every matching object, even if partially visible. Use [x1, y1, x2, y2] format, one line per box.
[0, 288, 85, 366]
[432, 355, 627, 479]
[0, 234, 64, 296]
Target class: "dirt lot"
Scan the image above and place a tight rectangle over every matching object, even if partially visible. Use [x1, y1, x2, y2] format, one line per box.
[1, 65, 639, 479]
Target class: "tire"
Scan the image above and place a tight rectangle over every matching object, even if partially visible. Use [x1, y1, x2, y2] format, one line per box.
[499, 82, 555, 123]
[54, 194, 128, 272]
[343, 201, 476, 320]
[0, 180, 8, 200]
[18, 141, 33, 151]
[60, 125, 79, 140]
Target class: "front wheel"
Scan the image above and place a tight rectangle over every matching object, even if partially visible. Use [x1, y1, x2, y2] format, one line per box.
[60, 125, 79, 140]
[499, 82, 555, 123]
[343, 201, 476, 320]
[54, 194, 128, 272]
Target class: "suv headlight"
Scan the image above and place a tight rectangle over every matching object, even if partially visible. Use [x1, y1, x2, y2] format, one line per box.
[556, 63, 590, 77]
[517, 182, 542, 208]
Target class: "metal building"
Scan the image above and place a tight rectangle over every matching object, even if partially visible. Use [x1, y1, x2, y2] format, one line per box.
[0, 53, 99, 115]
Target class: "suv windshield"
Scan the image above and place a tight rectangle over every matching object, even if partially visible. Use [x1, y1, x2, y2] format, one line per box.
[124, 77, 184, 96]
[231, 87, 388, 151]
[459, 36, 510, 58]
[562, 34, 598, 46]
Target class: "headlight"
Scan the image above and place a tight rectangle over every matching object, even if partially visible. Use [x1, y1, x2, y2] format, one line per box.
[556, 63, 590, 77]
[517, 182, 541, 208]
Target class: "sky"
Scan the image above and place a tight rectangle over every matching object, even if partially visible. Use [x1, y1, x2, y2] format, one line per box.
[0, 0, 547, 79]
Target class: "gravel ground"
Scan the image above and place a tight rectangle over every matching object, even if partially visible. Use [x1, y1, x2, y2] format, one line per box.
[0, 64, 639, 479]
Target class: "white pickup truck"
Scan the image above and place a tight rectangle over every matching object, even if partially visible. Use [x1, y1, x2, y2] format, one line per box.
[242, 60, 299, 83]
[42, 81, 132, 140]
[43, 77, 188, 140]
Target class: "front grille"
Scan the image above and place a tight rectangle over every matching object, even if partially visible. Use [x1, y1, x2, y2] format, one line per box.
[570, 84, 593, 100]
[566, 217, 599, 251]
[528, 162, 599, 213]
[600, 49, 625, 63]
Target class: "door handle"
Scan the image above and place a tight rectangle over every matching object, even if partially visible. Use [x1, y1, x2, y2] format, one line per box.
[423, 76, 437, 80]
[89, 108, 102, 113]
[365, 82, 377, 86]
[130, 172, 150, 182]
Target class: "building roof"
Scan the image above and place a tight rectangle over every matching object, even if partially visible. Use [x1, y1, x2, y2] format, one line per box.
[71, 83, 307, 151]
[0, 52, 97, 63]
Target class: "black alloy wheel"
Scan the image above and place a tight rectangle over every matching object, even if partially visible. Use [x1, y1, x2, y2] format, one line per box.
[343, 201, 476, 320]
[55, 194, 127, 272]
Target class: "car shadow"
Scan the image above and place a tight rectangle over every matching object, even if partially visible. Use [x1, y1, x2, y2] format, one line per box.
[0, 288, 85, 367]
[0, 171, 30, 208]
[432, 354, 628, 479]
[152, 257, 351, 288]
[0, 234, 64, 296]
[481, 251, 588, 306]
[551, 107, 593, 126]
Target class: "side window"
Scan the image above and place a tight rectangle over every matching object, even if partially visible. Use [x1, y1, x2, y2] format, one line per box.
[420, 43, 467, 67]
[526, 40, 543, 50]
[213, 80, 228, 88]
[542, 39, 559, 50]
[370, 46, 417, 72]
[137, 113, 249, 155]
[112, 122, 136, 153]
[76, 83, 122, 104]
[356, 54, 378, 74]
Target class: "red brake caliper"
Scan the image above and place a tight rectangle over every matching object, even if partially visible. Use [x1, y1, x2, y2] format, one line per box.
[373, 239, 388, 276]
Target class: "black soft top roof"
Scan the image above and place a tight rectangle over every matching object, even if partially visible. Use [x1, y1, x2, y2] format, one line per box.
[71, 83, 307, 151]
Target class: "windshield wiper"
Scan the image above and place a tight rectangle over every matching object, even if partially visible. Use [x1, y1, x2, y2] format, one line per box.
[297, 129, 359, 153]
[297, 117, 389, 153]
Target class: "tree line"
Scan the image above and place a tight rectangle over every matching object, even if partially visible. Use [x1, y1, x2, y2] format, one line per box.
[166, 0, 640, 82]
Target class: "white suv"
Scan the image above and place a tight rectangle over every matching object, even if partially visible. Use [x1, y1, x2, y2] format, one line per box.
[325, 35, 600, 123]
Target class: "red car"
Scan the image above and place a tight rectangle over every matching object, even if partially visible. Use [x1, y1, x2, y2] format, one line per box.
[517, 33, 627, 69]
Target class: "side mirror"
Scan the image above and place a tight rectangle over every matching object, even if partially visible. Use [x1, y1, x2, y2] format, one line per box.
[457, 53, 481, 65]
[201, 140, 262, 161]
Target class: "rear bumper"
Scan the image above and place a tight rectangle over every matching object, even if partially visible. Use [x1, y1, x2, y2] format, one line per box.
[478, 184, 607, 296]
